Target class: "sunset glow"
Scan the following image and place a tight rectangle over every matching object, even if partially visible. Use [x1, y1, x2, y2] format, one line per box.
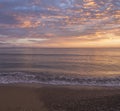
[0, 0, 120, 47]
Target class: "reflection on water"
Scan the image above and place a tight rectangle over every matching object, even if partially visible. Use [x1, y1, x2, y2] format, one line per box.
[0, 48, 120, 77]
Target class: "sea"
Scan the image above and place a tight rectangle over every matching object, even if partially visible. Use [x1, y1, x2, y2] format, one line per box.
[0, 48, 120, 86]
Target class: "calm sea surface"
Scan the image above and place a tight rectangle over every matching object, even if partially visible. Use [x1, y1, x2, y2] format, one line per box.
[0, 48, 120, 86]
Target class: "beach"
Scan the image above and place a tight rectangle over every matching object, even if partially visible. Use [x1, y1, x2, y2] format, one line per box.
[0, 48, 120, 110]
[0, 0, 120, 110]
[0, 84, 120, 111]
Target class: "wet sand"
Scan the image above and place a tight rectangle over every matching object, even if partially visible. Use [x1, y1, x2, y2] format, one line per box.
[0, 84, 120, 111]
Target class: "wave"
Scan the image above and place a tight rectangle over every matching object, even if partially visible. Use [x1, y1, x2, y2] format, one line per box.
[0, 72, 120, 86]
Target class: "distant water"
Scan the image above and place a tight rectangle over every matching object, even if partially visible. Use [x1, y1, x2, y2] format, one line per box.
[0, 48, 120, 86]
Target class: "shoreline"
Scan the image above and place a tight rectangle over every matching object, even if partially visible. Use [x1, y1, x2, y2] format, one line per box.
[1, 83, 120, 89]
[0, 84, 120, 111]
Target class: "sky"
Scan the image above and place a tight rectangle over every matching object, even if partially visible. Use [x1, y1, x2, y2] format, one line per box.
[0, 0, 120, 48]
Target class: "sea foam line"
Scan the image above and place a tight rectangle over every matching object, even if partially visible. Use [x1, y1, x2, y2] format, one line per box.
[0, 72, 120, 86]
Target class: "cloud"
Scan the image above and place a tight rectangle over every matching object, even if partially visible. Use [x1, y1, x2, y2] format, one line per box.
[0, 12, 18, 24]
[0, 0, 120, 47]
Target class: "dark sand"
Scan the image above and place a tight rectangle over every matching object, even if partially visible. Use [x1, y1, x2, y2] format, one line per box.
[0, 84, 120, 111]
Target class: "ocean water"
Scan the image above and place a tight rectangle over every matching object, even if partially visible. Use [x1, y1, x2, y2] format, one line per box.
[0, 48, 120, 86]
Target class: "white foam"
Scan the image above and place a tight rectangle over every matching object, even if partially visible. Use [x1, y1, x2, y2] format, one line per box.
[0, 72, 120, 86]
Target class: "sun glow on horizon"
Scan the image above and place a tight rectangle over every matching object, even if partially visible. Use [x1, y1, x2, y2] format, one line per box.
[0, 0, 119, 48]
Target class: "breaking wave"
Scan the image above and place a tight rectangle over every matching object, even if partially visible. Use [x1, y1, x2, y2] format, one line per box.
[0, 72, 120, 87]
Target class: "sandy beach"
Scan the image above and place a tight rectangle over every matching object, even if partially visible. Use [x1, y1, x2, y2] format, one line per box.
[0, 84, 120, 111]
